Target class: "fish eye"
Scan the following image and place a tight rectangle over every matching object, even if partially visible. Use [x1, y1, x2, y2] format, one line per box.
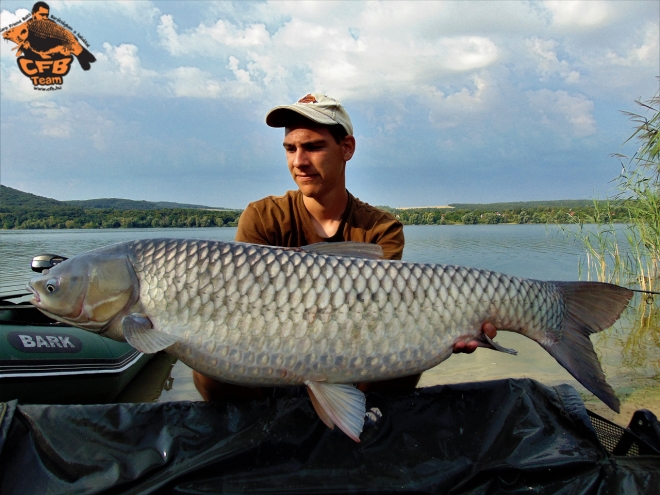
[45, 278, 59, 293]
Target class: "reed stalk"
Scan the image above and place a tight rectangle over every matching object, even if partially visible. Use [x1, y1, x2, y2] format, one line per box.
[569, 89, 659, 295]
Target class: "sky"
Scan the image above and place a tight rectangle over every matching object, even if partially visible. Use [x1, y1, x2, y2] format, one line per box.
[0, 1, 658, 209]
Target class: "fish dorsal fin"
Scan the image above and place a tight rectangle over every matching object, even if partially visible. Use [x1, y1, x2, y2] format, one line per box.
[122, 313, 178, 354]
[302, 242, 383, 260]
[305, 381, 366, 442]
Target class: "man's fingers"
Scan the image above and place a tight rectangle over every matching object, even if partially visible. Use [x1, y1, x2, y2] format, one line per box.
[453, 323, 498, 353]
[483, 322, 497, 338]
[453, 341, 477, 354]
[463, 341, 478, 353]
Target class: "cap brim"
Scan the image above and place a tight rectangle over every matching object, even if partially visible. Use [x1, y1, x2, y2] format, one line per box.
[266, 105, 338, 128]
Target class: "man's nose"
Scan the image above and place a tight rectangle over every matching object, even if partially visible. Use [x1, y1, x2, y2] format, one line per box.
[291, 149, 310, 167]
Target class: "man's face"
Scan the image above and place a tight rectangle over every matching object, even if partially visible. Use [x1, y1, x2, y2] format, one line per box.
[283, 126, 355, 200]
[33, 7, 49, 20]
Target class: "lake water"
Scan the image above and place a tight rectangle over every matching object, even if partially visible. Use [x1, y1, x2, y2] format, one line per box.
[1, 225, 658, 426]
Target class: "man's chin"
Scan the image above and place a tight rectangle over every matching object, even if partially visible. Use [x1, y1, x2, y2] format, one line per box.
[297, 184, 321, 198]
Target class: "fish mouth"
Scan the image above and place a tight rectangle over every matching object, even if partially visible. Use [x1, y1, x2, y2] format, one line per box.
[26, 284, 40, 303]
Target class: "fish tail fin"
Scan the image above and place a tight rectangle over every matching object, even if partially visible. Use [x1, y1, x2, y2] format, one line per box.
[542, 282, 633, 413]
[75, 47, 96, 71]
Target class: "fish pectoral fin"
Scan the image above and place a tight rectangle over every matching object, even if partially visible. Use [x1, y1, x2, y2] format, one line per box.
[305, 381, 366, 442]
[122, 313, 178, 354]
[477, 333, 518, 355]
[302, 242, 383, 260]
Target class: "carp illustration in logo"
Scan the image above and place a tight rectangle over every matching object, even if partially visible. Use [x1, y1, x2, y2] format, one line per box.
[1, 2, 95, 89]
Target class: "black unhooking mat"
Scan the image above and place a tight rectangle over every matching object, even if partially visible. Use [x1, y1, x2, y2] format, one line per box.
[1, 379, 659, 494]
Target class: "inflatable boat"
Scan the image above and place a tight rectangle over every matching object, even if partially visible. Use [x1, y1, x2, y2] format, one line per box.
[0, 253, 151, 404]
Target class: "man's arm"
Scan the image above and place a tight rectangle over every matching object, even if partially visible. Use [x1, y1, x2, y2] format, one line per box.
[376, 219, 405, 260]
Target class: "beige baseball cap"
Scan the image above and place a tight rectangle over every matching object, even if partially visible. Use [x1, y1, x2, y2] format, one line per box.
[265, 93, 353, 136]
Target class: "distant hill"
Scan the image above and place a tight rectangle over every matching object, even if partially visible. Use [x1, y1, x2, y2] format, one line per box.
[1, 185, 241, 229]
[1, 186, 229, 211]
[0, 185, 63, 209]
[65, 198, 227, 210]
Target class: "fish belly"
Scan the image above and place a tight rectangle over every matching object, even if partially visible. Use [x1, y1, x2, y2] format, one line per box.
[128, 239, 562, 387]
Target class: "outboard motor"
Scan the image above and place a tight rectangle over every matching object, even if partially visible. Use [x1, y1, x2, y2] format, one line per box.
[31, 254, 68, 273]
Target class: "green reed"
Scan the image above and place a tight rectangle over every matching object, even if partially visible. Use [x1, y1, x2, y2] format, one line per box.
[568, 90, 660, 416]
[570, 89, 659, 294]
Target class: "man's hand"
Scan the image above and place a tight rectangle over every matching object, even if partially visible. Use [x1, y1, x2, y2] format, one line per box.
[452, 322, 497, 354]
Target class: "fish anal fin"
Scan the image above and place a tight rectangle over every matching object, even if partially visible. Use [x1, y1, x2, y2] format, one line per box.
[122, 313, 177, 354]
[305, 381, 366, 442]
[302, 242, 383, 260]
[477, 333, 518, 355]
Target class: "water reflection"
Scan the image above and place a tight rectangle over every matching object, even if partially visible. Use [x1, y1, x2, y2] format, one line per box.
[585, 297, 660, 424]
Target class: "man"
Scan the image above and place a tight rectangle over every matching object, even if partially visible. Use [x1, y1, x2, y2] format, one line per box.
[31, 2, 50, 21]
[193, 93, 496, 400]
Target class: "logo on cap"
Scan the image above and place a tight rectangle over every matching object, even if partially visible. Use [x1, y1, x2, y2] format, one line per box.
[298, 94, 317, 104]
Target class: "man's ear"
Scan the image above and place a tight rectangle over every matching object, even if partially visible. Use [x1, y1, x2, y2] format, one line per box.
[342, 135, 356, 161]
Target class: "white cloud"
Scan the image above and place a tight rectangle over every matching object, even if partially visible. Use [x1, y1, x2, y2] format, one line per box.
[1, 8, 32, 63]
[526, 37, 580, 83]
[29, 101, 71, 137]
[543, 1, 613, 28]
[228, 56, 251, 83]
[1, 38, 163, 100]
[0, 64, 44, 102]
[105, 43, 141, 76]
[527, 89, 596, 137]
[50, 1, 160, 24]
[166, 66, 223, 98]
[427, 76, 491, 129]
[1, 1, 655, 147]
[0, 8, 30, 28]
[157, 14, 270, 57]
[6, 100, 118, 151]
[606, 23, 659, 67]
[1, 0, 656, 208]
[152, 4, 501, 105]
[64, 42, 160, 96]
[166, 63, 259, 100]
[245, 51, 288, 86]
[439, 37, 498, 72]
[157, 14, 183, 55]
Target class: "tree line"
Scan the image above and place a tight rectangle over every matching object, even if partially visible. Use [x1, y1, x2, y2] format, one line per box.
[0, 206, 241, 230]
[383, 204, 625, 226]
[1, 203, 629, 230]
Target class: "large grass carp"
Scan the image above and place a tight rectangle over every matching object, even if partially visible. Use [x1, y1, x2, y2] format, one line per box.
[27, 238, 632, 441]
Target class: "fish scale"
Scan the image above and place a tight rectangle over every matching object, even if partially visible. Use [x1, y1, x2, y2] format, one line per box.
[128, 239, 556, 384]
[29, 237, 633, 441]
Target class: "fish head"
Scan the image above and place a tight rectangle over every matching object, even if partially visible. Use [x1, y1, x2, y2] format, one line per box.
[28, 253, 138, 333]
[2, 24, 28, 44]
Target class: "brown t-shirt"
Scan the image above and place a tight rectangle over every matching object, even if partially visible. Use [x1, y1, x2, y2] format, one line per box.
[235, 190, 404, 260]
